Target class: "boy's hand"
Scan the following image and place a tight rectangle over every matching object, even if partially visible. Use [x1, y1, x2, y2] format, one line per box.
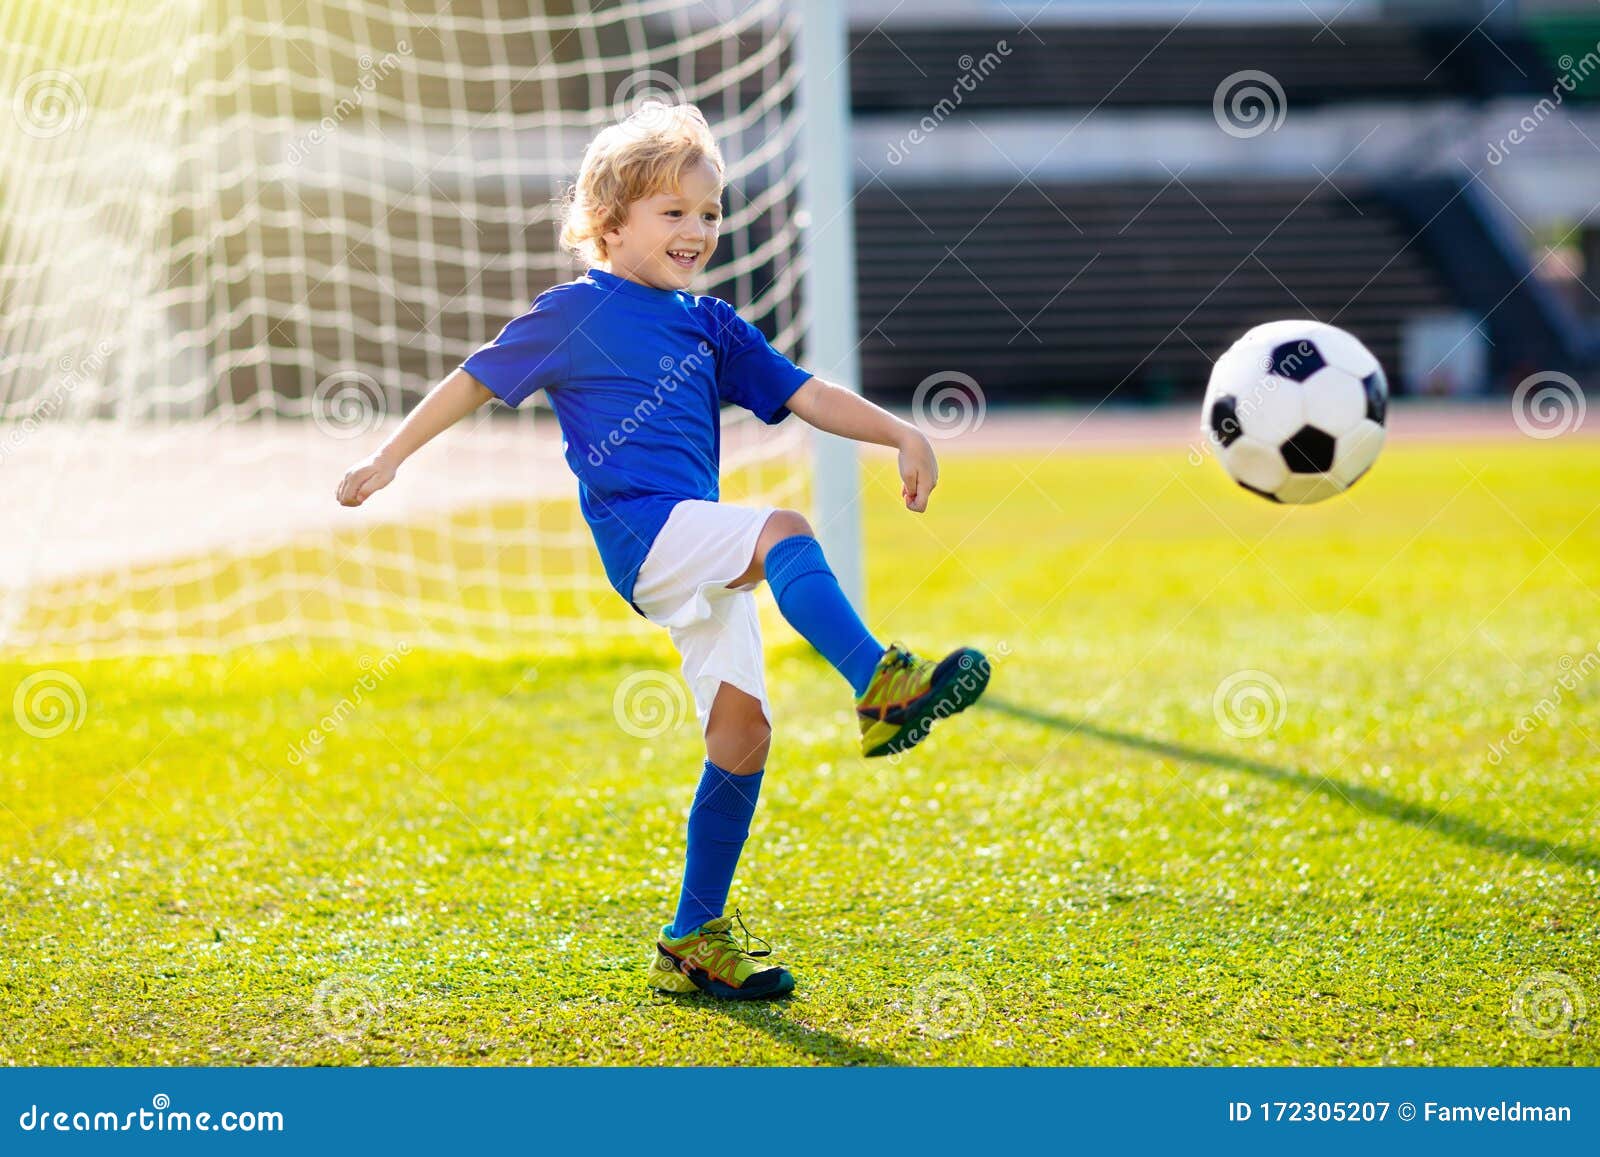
[897, 430, 938, 513]
[336, 452, 397, 507]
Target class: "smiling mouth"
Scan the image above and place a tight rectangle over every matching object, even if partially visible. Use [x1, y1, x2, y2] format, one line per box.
[666, 249, 699, 268]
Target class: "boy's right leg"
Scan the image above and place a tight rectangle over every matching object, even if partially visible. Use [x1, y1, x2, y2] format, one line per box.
[672, 683, 767, 939]
[649, 682, 794, 1000]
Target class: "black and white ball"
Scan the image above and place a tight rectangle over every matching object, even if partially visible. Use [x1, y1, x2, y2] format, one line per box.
[1203, 320, 1388, 504]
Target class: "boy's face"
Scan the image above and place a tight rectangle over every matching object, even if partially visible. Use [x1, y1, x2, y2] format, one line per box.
[601, 156, 722, 291]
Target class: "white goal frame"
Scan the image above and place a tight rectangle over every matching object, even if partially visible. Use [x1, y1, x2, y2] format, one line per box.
[800, 0, 865, 615]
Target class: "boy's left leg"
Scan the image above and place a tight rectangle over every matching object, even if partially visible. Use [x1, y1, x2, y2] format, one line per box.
[737, 509, 992, 758]
[730, 509, 884, 696]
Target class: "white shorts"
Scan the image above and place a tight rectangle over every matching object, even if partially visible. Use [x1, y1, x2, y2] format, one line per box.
[631, 499, 777, 734]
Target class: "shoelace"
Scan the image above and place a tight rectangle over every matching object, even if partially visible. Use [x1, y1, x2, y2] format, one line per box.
[702, 909, 772, 962]
[731, 909, 772, 959]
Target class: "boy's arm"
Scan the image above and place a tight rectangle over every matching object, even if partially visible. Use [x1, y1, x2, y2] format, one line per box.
[336, 368, 494, 507]
[784, 377, 938, 513]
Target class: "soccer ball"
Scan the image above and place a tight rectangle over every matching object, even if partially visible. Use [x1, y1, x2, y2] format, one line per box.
[1202, 320, 1388, 504]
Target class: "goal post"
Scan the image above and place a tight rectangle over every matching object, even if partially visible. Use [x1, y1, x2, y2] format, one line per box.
[799, 0, 866, 616]
[0, 0, 854, 659]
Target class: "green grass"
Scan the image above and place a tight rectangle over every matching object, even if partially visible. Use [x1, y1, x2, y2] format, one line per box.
[2, 438, 1597, 1065]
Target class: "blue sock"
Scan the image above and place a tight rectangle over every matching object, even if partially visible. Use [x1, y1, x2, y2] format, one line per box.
[764, 534, 884, 697]
[669, 759, 764, 939]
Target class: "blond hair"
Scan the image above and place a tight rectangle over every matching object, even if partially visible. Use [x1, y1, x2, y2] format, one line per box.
[559, 103, 725, 266]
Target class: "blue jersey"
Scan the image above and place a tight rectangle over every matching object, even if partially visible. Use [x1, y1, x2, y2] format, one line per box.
[460, 267, 812, 610]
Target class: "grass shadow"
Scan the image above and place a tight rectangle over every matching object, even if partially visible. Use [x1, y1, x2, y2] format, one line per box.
[986, 696, 1600, 874]
[687, 997, 903, 1066]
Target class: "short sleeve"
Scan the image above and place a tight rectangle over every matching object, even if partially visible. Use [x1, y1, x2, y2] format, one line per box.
[709, 298, 812, 425]
[460, 290, 570, 408]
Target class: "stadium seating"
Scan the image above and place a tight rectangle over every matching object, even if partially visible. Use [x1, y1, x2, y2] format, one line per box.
[853, 178, 1453, 399]
[848, 20, 1547, 111]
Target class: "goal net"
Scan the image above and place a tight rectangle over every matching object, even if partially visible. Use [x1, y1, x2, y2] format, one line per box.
[0, 0, 812, 659]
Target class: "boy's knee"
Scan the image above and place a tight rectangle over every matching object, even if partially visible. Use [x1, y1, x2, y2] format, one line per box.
[735, 720, 772, 758]
[708, 721, 770, 774]
[706, 684, 771, 772]
[763, 508, 812, 544]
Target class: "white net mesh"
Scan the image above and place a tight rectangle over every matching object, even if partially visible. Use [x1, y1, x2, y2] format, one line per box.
[0, 0, 810, 659]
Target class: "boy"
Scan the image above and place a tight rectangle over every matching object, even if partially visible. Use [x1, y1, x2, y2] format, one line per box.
[335, 104, 990, 1001]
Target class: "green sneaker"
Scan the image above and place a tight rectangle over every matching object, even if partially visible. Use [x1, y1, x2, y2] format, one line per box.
[856, 642, 991, 758]
[648, 912, 796, 1000]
